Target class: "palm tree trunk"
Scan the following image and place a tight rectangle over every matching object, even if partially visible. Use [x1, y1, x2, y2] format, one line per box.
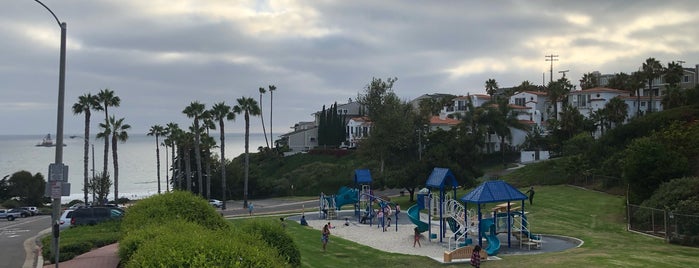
[165, 143, 169, 193]
[243, 113, 250, 208]
[155, 135, 161, 194]
[112, 136, 119, 203]
[195, 125, 203, 196]
[103, 108, 109, 183]
[83, 113, 90, 205]
[219, 125, 226, 210]
[206, 148, 212, 200]
[648, 80, 653, 113]
[185, 148, 192, 192]
[270, 90, 274, 148]
[260, 93, 269, 148]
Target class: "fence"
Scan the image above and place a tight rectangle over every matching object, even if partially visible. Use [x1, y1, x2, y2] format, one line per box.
[570, 173, 624, 193]
[628, 203, 699, 247]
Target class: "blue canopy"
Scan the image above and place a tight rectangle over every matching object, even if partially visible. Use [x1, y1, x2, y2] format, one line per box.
[425, 167, 459, 190]
[354, 169, 372, 185]
[459, 180, 527, 204]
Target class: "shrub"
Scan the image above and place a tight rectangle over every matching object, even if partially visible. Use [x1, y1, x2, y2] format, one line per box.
[42, 221, 121, 263]
[240, 219, 301, 267]
[124, 221, 287, 268]
[121, 191, 229, 234]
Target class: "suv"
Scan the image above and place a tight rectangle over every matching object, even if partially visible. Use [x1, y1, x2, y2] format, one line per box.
[0, 209, 21, 221]
[59, 209, 75, 230]
[9, 208, 31, 218]
[70, 207, 124, 226]
[20, 206, 38, 216]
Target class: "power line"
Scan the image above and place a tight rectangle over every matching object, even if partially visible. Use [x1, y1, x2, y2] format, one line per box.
[545, 54, 559, 84]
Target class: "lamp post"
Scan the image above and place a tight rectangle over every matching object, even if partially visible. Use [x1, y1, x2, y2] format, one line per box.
[34, 1, 66, 267]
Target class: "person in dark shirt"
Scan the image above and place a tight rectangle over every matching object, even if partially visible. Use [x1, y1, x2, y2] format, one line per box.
[526, 186, 535, 205]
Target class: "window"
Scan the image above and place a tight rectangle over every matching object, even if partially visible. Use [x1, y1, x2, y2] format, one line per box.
[515, 97, 525, 106]
[685, 75, 690, 83]
[576, 94, 588, 107]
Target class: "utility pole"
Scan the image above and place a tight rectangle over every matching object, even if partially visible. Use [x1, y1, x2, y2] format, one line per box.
[545, 54, 559, 84]
[559, 70, 569, 78]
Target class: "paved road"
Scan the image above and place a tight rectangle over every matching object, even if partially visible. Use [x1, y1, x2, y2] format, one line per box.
[0, 215, 50, 268]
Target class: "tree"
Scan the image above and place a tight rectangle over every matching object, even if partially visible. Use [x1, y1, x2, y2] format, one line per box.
[664, 61, 684, 88]
[233, 97, 261, 208]
[147, 125, 166, 194]
[485, 78, 499, 98]
[579, 72, 599, 89]
[72, 93, 102, 204]
[622, 137, 689, 204]
[183, 101, 206, 196]
[258, 87, 270, 148]
[662, 86, 685, 109]
[107, 116, 130, 202]
[482, 98, 528, 167]
[97, 89, 121, 183]
[357, 77, 399, 174]
[546, 77, 574, 121]
[210, 102, 235, 209]
[268, 85, 276, 148]
[8, 171, 46, 206]
[641, 57, 664, 113]
[201, 111, 216, 199]
[88, 172, 112, 205]
[604, 97, 628, 128]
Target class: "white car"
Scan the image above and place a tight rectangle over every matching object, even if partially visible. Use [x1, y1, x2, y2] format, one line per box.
[209, 199, 223, 208]
[59, 209, 75, 230]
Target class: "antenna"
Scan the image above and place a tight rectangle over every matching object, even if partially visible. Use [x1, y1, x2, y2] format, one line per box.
[558, 70, 569, 78]
[677, 60, 685, 66]
[545, 54, 559, 84]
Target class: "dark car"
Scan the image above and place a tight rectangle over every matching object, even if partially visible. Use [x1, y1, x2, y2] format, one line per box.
[70, 207, 124, 226]
[9, 208, 31, 218]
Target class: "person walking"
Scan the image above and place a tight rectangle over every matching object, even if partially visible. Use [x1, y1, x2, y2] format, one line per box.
[321, 224, 331, 251]
[525, 186, 535, 205]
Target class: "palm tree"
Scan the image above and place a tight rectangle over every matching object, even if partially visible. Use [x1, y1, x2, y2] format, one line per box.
[201, 111, 216, 199]
[258, 87, 270, 148]
[164, 123, 180, 191]
[485, 79, 499, 98]
[546, 77, 574, 121]
[210, 102, 235, 210]
[604, 97, 628, 128]
[483, 99, 527, 167]
[180, 130, 194, 192]
[268, 85, 276, 148]
[147, 125, 166, 194]
[72, 93, 102, 204]
[233, 97, 261, 208]
[183, 101, 206, 196]
[97, 89, 120, 184]
[641, 58, 663, 113]
[95, 124, 111, 203]
[107, 116, 130, 202]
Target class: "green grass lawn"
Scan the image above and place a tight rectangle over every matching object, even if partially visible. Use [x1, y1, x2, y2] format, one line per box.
[273, 185, 699, 267]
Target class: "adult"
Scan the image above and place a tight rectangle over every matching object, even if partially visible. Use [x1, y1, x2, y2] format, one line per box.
[525, 186, 535, 205]
[321, 224, 330, 251]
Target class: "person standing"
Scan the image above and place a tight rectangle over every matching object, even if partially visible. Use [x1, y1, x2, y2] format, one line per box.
[248, 202, 254, 215]
[525, 186, 535, 205]
[321, 224, 330, 251]
[413, 227, 421, 247]
[470, 245, 481, 267]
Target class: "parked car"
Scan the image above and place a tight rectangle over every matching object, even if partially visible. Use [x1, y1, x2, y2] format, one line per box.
[70, 207, 124, 226]
[59, 209, 75, 230]
[209, 199, 223, 208]
[0, 209, 21, 221]
[20, 206, 38, 216]
[9, 208, 31, 218]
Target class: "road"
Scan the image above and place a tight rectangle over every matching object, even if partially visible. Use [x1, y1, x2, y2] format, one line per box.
[0, 215, 50, 268]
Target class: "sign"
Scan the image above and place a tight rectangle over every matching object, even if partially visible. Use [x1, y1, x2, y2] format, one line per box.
[48, 163, 69, 182]
[51, 181, 62, 199]
[44, 182, 71, 198]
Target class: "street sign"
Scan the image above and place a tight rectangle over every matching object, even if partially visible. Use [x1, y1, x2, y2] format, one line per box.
[48, 163, 69, 182]
[50, 181, 61, 199]
[44, 181, 71, 198]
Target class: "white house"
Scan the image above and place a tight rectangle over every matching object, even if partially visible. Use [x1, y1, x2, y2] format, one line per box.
[280, 121, 318, 154]
[346, 117, 372, 148]
[439, 94, 491, 119]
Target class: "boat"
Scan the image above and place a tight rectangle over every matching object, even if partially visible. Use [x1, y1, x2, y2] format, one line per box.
[36, 134, 66, 147]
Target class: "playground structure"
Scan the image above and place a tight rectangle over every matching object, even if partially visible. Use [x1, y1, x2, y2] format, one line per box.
[407, 168, 459, 244]
[319, 169, 400, 232]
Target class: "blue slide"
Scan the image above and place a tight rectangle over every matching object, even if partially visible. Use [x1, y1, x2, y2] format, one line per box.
[334, 187, 359, 210]
[480, 218, 500, 255]
[407, 204, 430, 233]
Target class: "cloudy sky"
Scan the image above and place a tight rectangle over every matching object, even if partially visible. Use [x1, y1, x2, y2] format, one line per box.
[2, 0, 697, 136]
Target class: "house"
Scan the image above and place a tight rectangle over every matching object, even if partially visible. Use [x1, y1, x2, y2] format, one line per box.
[429, 115, 460, 131]
[567, 87, 662, 121]
[279, 121, 317, 154]
[439, 94, 491, 119]
[346, 117, 372, 148]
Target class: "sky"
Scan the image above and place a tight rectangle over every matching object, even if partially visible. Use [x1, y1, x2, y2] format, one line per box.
[2, 0, 698, 136]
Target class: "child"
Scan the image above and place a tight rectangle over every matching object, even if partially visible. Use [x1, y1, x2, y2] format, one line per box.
[300, 215, 308, 226]
[321, 224, 330, 251]
[471, 245, 481, 267]
[413, 227, 421, 247]
[248, 202, 254, 216]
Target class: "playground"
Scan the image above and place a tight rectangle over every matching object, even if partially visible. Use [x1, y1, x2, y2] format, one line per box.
[293, 168, 582, 263]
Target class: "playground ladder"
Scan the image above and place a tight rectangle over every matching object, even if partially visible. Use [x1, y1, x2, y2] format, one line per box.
[445, 199, 470, 250]
[512, 214, 541, 250]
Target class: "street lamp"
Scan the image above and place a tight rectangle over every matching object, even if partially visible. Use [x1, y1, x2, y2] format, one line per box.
[34, 1, 67, 266]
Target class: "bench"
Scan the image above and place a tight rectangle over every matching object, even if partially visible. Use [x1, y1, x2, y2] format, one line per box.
[443, 245, 487, 263]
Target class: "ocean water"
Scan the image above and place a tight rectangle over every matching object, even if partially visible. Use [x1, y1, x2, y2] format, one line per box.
[0, 133, 268, 203]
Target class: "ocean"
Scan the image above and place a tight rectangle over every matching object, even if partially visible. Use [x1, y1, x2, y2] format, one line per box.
[0, 133, 268, 203]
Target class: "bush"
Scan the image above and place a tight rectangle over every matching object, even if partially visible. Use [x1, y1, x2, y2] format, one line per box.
[121, 191, 229, 234]
[124, 221, 287, 268]
[42, 221, 121, 263]
[240, 219, 301, 267]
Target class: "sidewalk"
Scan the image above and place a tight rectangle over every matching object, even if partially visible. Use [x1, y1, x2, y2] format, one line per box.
[42, 243, 119, 268]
